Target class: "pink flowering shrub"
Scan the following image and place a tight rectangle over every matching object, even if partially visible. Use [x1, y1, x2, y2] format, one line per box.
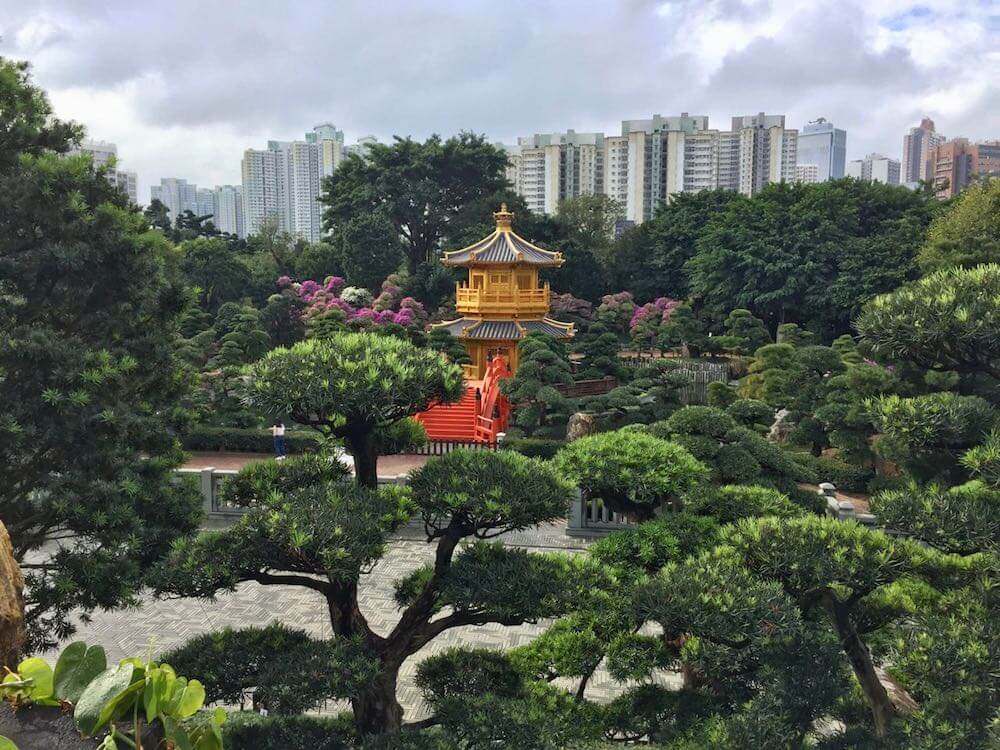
[629, 297, 682, 331]
[279, 273, 425, 332]
[594, 291, 636, 334]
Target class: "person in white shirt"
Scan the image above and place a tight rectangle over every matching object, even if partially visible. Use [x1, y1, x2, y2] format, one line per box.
[272, 422, 286, 460]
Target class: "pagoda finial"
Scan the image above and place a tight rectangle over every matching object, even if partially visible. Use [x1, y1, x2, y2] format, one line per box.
[493, 203, 514, 231]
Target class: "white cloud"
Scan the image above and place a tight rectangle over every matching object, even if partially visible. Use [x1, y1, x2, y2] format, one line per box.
[1, 0, 996, 202]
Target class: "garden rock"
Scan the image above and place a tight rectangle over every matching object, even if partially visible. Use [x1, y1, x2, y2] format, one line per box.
[0, 521, 24, 670]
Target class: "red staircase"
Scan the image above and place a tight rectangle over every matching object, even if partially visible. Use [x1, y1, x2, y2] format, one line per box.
[416, 357, 511, 443]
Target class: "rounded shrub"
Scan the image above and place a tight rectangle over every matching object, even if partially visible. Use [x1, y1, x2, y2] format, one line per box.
[688, 485, 805, 525]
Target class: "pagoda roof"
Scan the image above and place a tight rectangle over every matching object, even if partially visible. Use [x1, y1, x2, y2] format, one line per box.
[437, 317, 574, 341]
[442, 204, 564, 267]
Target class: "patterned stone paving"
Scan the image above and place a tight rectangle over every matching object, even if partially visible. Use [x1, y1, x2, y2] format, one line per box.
[55, 532, 673, 720]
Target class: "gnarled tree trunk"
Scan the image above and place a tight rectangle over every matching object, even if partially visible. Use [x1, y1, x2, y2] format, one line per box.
[0, 520, 25, 669]
[352, 670, 403, 736]
[824, 595, 896, 736]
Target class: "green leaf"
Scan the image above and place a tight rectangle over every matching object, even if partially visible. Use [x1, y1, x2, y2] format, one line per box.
[173, 679, 205, 718]
[0, 735, 18, 750]
[17, 657, 53, 700]
[74, 663, 136, 736]
[162, 717, 194, 750]
[54, 642, 108, 703]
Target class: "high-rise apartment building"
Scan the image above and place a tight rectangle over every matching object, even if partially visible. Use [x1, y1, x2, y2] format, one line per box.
[797, 118, 847, 182]
[795, 164, 819, 184]
[241, 124, 350, 241]
[504, 130, 605, 215]
[902, 117, 945, 184]
[196, 188, 216, 218]
[150, 177, 198, 220]
[846, 153, 900, 184]
[926, 138, 1000, 198]
[213, 185, 245, 237]
[504, 112, 798, 224]
[731, 113, 798, 197]
[67, 139, 138, 204]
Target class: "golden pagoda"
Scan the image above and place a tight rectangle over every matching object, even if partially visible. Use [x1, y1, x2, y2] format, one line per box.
[436, 204, 574, 378]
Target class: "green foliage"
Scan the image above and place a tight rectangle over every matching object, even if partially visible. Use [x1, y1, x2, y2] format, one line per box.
[590, 513, 720, 577]
[181, 425, 323, 454]
[553, 430, 709, 519]
[686, 180, 935, 338]
[0, 57, 203, 649]
[500, 333, 574, 436]
[426, 327, 471, 366]
[321, 133, 509, 274]
[245, 333, 463, 486]
[722, 309, 771, 355]
[1, 642, 224, 749]
[408, 449, 573, 537]
[416, 648, 524, 705]
[871, 481, 1000, 555]
[575, 322, 625, 379]
[857, 263, 1000, 380]
[658, 304, 709, 358]
[180, 237, 253, 312]
[646, 406, 810, 490]
[687, 485, 805, 524]
[338, 209, 404, 292]
[500, 437, 566, 459]
[161, 624, 378, 714]
[224, 712, 354, 750]
[814, 362, 905, 466]
[962, 430, 1000, 488]
[725, 398, 773, 429]
[869, 392, 997, 482]
[919, 179, 1000, 272]
[706, 381, 737, 408]
[786, 452, 873, 492]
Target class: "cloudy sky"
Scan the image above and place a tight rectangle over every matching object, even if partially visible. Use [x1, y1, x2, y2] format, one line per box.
[2, 0, 997, 201]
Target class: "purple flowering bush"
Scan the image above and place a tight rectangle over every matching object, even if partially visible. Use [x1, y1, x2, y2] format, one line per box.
[279, 274, 428, 333]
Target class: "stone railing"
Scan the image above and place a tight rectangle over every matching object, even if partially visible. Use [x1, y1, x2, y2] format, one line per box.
[818, 482, 877, 526]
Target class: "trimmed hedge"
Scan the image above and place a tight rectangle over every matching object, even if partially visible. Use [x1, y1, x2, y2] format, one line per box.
[182, 426, 323, 454]
[787, 452, 873, 492]
[502, 437, 566, 460]
[223, 713, 354, 750]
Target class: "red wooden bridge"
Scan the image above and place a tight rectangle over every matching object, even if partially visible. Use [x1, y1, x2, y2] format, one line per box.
[415, 356, 512, 443]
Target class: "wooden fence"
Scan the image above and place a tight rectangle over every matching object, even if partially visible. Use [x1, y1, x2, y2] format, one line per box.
[618, 357, 730, 404]
[554, 377, 619, 398]
[405, 439, 498, 456]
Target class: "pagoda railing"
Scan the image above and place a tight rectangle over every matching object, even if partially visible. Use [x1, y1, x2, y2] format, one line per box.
[455, 283, 550, 315]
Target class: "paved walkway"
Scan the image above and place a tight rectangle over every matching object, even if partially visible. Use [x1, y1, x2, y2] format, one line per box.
[182, 451, 430, 478]
[56, 534, 664, 721]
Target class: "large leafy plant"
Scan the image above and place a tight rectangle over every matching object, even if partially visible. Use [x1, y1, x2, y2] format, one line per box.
[1, 642, 224, 749]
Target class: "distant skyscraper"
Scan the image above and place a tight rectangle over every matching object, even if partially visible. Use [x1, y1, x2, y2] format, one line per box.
[241, 124, 353, 241]
[67, 139, 138, 204]
[902, 117, 945, 184]
[797, 118, 847, 181]
[846, 153, 900, 185]
[150, 177, 197, 220]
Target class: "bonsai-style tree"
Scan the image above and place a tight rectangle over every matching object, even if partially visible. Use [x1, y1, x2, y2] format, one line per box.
[426, 327, 472, 367]
[868, 392, 998, 484]
[576, 322, 625, 380]
[723, 516, 947, 736]
[153, 449, 578, 737]
[658, 303, 709, 358]
[553, 429, 708, 521]
[244, 333, 463, 487]
[856, 264, 1000, 381]
[501, 333, 574, 437]
[721, 308, 771, 355]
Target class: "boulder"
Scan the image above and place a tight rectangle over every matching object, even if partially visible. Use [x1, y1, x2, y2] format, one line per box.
[0, 520, 24, 670]
[767, 408, 796, 444]
[566, 412, 598, 442]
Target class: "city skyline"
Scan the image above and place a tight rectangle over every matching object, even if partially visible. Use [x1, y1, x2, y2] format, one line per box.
[2, 0, 996, 202]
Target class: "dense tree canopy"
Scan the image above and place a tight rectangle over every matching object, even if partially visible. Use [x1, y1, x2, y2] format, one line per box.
[321, 133, 510, 274]
[0, 56, 201, 651]
[918, 179, 1000, 272]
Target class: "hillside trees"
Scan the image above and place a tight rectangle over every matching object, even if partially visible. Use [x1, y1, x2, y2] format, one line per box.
[918, 179, 1000, 272]
[0, 56, 202, 651]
